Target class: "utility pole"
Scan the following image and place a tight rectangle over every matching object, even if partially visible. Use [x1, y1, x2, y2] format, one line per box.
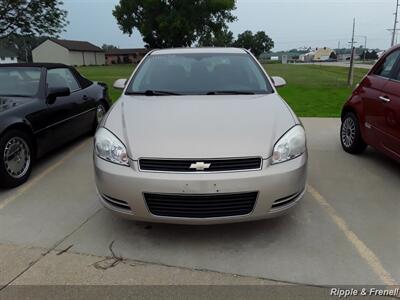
[392, 0, 400, 47]
[348, 18, 356, 87]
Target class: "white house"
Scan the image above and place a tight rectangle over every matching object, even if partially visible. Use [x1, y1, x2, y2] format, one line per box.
[32, 39, 105, 66]
[299, 51, 315, 62]
[299, 47, 336, 62]
[377, 51, 385, 58]
[0, 49, 18, 64]
[313, 47, 335, 61]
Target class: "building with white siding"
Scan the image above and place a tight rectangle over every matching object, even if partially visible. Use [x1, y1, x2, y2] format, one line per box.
[32, 39, 105, 66]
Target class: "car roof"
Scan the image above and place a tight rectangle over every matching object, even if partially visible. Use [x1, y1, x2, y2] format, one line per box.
[0, 63, 69, 69]
[150, 48, 248, 55]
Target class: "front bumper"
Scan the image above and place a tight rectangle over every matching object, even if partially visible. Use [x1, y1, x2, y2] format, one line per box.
[94, 154, 308, 225]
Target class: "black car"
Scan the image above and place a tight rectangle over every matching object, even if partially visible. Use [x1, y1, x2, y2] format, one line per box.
[0, 63, 110, 188]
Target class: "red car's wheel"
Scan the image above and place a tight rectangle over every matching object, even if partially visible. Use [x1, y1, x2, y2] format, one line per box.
[340, 112, 367, 154]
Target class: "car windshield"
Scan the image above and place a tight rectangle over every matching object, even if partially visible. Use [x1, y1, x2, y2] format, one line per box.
[0, 67, 41, 97]
[126, 53, 273, 95]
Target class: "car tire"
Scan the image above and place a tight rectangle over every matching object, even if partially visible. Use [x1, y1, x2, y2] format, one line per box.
[91, 102, 107, 134]
[340, 112, 367, 154]
[0, 130, 34, 188]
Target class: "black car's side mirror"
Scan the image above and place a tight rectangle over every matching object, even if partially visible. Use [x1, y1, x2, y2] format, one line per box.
[47, 87, 70, 104]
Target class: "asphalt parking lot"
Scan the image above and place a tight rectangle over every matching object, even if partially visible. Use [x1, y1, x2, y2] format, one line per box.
[0, 118, 399, 289]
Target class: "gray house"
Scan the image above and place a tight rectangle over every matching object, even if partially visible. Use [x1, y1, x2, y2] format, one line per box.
[32, 39, 105, 66]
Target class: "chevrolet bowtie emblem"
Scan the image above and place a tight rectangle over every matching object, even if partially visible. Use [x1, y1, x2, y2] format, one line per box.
[190, 162, 211, 171]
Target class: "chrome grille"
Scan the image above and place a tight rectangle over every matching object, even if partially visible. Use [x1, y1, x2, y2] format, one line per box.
[139, 158, 262, 172]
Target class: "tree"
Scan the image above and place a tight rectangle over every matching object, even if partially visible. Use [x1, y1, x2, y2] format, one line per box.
[253, 31, 274, 56]
[0, 0, 68, 39]
[198, 28, 234, 47]
[360, 50, 378, 60]
[233, 30, 253, 49]
[368, 50, 378, 60]
[234, 30, 274, 58]
[102, 44, 119, 51]
[113, 0, 236, 48]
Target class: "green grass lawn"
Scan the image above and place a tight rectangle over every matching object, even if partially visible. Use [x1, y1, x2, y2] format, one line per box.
[77, 65, 134, 101]
[264, 64, 368, 117]
[78, 64, 369, 117]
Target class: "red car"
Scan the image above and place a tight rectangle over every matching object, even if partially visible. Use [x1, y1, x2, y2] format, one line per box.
[341, 45, 400, 161]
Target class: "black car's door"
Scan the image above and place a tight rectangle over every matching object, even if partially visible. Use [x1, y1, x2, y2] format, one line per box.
[45, 68, 95, 145]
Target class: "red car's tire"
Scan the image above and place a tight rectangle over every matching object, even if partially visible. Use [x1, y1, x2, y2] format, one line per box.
[340, 112, 367, 154]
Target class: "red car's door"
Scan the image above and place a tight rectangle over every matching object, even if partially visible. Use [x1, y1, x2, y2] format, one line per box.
[377, 76, 400, 158]
[362, 49, 400, 156]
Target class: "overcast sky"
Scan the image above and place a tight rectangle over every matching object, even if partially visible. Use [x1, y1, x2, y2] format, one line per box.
[62, 0, 397, 51]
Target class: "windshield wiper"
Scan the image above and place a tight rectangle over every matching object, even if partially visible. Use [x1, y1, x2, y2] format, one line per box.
[206, 91, 256, 95]
[126, 90, 181, 96]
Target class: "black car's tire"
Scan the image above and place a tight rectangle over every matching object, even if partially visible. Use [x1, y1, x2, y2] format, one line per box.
[340, 112, 367, 154]
[0, 130, 34, 188]
[91, 101, 108, 134]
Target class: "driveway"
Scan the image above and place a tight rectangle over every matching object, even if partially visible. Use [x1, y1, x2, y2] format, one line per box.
[302, 62, 373, 70]
[0, 118, 399, 290]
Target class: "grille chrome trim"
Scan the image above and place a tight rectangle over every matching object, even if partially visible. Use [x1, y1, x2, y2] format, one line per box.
[270, 191, 302, 210]
[139, 157, 263, 173]
[144, 192, 258, 218]
[102, 194, 131, 211]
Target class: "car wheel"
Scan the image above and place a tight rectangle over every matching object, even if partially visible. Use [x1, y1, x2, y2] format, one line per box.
[91, 102, 107, 134]
[0, 130, 34, 188]
[340, 112, 367, 154]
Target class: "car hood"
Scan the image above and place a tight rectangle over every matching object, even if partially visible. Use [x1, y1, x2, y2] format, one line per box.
[104, 94, 296, 160]
[0, 96, 35, 114]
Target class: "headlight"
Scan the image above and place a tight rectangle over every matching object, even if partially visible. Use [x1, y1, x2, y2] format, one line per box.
[272, 125, 306, 164]
[95, 128, 129, 166]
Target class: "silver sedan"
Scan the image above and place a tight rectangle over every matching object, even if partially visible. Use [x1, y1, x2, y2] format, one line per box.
[94, 48, 307, 224]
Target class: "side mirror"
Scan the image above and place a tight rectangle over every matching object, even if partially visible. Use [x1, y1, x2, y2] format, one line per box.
[271, 76, 287, 88]
[47, 87, 70, 104]
[113, 79, 127, 90]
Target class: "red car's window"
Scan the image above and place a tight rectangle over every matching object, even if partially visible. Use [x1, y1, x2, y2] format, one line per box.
[374, 50, 400, 78]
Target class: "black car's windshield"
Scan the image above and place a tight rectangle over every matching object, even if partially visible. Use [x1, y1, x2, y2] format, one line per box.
[127, 53, 273, 95]
[0, 67, 41, 97]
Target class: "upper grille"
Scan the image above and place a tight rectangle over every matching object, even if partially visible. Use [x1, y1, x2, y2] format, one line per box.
[139, 158, 262, 172]
[145, 192, 258, 218]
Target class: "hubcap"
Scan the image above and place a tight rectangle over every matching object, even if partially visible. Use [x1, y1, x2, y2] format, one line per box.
[342, 117, 356, 148]
[3, 137, 31, 179]
[96, 105, 106, 123]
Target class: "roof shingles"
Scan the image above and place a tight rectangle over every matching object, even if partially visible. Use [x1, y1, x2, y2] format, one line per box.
[50, 39, 104, 52]
[105, 48, 149, 55]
